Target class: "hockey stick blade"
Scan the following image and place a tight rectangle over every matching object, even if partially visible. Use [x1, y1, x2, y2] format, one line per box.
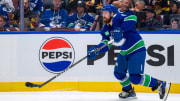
[25, 82, 41, 88]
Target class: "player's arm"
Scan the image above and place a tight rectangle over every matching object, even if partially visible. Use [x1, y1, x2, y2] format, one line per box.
[37, 0, 44, 14]
[87, 39, 112, 60]
[112, 0, 122, 8]
[85, 14, 94, 30]
[94, 25, 113, 53]
[67, 15, 75, 28]
[58, 9, 68, 28]
[87, 26, 112, 60]
[38, 10, 48, 28]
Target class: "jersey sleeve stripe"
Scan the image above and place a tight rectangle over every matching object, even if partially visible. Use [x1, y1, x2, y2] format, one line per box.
[124, 15, 137, 22]
[87, 22, 93, 26]
[67, 23, 74, 27]
[102, 40, 112, 49]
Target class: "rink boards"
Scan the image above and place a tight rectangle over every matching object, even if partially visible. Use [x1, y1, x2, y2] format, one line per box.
[0, 31, 180, 93]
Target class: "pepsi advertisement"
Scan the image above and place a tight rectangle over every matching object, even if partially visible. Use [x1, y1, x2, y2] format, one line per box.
[39, 37, 75, 73]
[0, 31, 179, 84]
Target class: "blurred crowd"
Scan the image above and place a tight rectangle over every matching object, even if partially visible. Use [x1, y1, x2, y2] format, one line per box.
[0, 0, 180, 31]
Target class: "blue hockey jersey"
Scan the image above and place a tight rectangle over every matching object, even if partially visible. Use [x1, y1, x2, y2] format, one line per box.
[29, 0, 44, 14]
[99, 9, 146, 57]
[0, 5, 9, 27]
[67, 13, 94, 30]
[39, 8, 68, 28]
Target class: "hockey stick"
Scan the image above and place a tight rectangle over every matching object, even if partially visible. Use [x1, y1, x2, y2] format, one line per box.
[25, 39, 114, 88]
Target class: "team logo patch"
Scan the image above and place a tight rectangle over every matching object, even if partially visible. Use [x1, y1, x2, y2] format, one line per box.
[39, 37, 75, 73]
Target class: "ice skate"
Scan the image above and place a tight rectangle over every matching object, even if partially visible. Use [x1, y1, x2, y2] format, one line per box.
[158, 81, 166, 99]
[152, 80, 171, 100]
[163, 82, 171, 101]
[119, 88, 137, 99]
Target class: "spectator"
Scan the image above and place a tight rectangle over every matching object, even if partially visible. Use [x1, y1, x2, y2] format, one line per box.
[163, 1, 179, 25]
[177, 7, 180, 14]
[106, 0, 117, 4]
[67, 0, 78, 15]
[142, 0, 149, 6]
[177, 0, 180, 14]
[0, 15, 9, 31]
[29, 0, 44, 16]
[131, 0, 149, 7]
[169, 1, 178, 14]
[0, 5, 9, 27]
[0, 0, 15, 13]
[62, 0, 70, 12]
[67, 0, 94, 31]
[89, 14, 102, 31]
[39, 0, 68, 30]
[113, 0, 147, 9]
[137, 7, 162, 31]
[148, 0, 156, 7]
[153, 0, 170, 15]
[14, 0, 38, 31]
[131, 0, 146, 28]
[0, 0, 15, 27]
[131, 0, 146, 12]
[85, 0, 103, 15]
[171, 18, 179, 30]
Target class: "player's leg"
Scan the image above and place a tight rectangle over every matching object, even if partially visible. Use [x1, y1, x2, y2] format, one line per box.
[129, 75, 167, 99]
[128, 51, 155, 87]
[128, 51, 167, 99]
[114, 54, 136, 99]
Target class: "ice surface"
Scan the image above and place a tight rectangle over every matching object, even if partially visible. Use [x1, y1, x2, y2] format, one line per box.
[0, 91, 179, 101]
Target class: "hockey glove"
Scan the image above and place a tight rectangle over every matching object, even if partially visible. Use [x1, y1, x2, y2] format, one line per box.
[87, 46, 99, 60]
[113, 28, 123, 42]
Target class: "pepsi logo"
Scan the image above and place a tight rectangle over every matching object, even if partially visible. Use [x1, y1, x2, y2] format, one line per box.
[39, 37, 75, 73]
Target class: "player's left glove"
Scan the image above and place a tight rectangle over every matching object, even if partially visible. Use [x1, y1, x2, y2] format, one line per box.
[87, 46, 99, 60]
[112, 28, 123, 42]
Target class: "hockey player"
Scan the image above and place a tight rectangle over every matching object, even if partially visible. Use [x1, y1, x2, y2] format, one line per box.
[67, 0, 94, 31]
[39, 0, 68, 29]
[87, 0, 170, 99]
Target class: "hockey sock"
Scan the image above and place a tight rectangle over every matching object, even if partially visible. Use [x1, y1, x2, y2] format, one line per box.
[119, 76, 132, 91]
[114, 72, 132, 91]
[140, 74, 157, 87]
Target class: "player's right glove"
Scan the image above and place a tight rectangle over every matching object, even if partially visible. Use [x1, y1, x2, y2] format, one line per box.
[112, 27, 123, 42]
[87, 46, 99, 60]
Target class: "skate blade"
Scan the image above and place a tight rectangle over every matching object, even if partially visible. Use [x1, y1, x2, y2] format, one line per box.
[119, 96, 137, 100]
[162, 82, 171, 101]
